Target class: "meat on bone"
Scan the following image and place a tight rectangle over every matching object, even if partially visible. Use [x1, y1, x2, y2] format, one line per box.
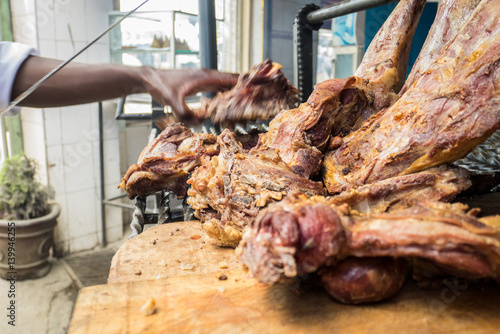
[119, 123, 218, 199]
[323, 0, 500, 194]
[195, 59, 301, 124]
[262, 0, 427, 179]
[400, 0, 482, 95]
[187, 129, 326, 247]
[237, 195, 500, 303]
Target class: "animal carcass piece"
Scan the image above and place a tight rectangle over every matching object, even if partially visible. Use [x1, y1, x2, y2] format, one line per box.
[400, 0, 481, 95]
[261, 0, 426, 179]
[195, 59, 301, 124]
[323, 0, 500, 194]
[187, 130, 326, 247]
[119, 123, 218, 199]
[237, 195, 500, 303]
[327, 165, 471, 214]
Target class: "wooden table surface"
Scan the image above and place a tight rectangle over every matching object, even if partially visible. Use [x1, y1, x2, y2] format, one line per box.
[69, 194, 500, 334]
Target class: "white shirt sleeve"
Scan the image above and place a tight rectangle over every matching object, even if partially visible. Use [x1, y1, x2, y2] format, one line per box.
[0, 42, 38, 116]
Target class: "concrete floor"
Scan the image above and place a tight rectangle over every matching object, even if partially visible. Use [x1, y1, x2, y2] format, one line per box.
[0, 236, 128, 334]
[0, 258, 78, 334]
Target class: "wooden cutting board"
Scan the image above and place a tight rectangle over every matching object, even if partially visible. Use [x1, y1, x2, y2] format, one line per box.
[70, 217, 500, 334]
[69, 268, 500, 334]
[108, 221, 240, 284]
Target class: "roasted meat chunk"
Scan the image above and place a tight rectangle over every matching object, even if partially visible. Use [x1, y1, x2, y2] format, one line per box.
[187, 130, 326, 247]
[261, 0, 427, 179]
[400, 0, 482, 95]
[321, 257, 408, 304]
[119, 123, 218, 198]
[238, 195, 500, 303]
[195, 59, 300, 123]
[323, 0, 500, 194]
[328, 165, 471, 214]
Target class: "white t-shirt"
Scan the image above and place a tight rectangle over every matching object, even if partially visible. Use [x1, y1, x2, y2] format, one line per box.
[0, 42, 37, 116]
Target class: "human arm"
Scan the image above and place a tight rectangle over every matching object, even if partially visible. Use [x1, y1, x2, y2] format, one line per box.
[11, 56, 238, 122]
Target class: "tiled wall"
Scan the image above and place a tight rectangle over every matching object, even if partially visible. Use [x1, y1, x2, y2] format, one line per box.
[11, 0, 124, 255]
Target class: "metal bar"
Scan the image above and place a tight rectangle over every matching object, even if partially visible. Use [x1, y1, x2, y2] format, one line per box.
[198, 0, 218, 70]
[293, 4, 321, 102]
[114, 96, 153, 120]
[98, 102, 107, 247]
[129, 197, 146, 238]
[293, 23, 315, 101]
[104, 194, 128, 202]
[102, 200, 136, 210]
[151, 99, 164, 133]
[263, 0, 273, 60]
[307, 0, 398, 24]
[294, 0, 399, 100]
[157, 191, 171, 225]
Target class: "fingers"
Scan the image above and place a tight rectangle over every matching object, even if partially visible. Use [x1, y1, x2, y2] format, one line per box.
[169, 97, 199, 126]
[142, 67, 239, 124]
[183, 70, 239, 97]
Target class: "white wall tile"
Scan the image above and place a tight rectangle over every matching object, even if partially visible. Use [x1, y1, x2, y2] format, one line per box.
[105, 225, 124, 244]
[86, 42, 110, 64]
[60, 104, 92, 145]
[104, 182, 124, 201]
[11, 14, 38, 47]
[54, 239, 70, 256]
[66, 189, 99, 240]
[43, 108, 62, 146]
[53, 195, 69, 247]
[92, 138, 121, 187]
[54, 0, 87, 43]
[53, 195, 70, 256]
[89, 102, 119, 141]
[96, 206, 125, 244]
[38, 39, 57, 58]
[85, 0, 113, 42]
[10, 0, 36, 16]
[124, 123, 150, 167]
[30, 0, 128, 255]
[20, 107, 43, 125]
[55, 40, 88, 63]
[46, 145, 66, 195]
[36, 0, 56, 41]
[62, 142, 96, 193]
[104, 205, 123, 229]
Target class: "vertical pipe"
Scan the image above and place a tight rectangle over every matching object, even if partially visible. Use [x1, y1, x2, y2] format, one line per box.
[98, 102, 107, 247]
[198, 0, 218, 70]
[263, 0, 273, 60]
[293, 4, 321, 102]
[198, 0, 218, 131]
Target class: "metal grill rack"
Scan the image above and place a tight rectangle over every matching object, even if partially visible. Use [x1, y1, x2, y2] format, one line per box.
[455, 130, 500, 192]
[127, 119, 270, 238]
[125, 0, 404, 238]
[124, 0, 500, 238]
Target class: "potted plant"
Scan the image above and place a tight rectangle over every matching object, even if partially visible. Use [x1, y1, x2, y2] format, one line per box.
[0, 154, 60, 280]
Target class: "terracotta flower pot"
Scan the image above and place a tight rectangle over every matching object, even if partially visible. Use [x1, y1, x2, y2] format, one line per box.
[0, 203, 60, 280]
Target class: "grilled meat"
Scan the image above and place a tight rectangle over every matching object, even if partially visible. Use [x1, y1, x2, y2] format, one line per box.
[323, 0, 500, 194]
[261, 0, 427, 179]
[187, 129, 326, 247]
[238, 195, 500, 294]
[119, 123, 218, 199]
[195, 59, 300, 124]
[321, 257, 408, 304]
